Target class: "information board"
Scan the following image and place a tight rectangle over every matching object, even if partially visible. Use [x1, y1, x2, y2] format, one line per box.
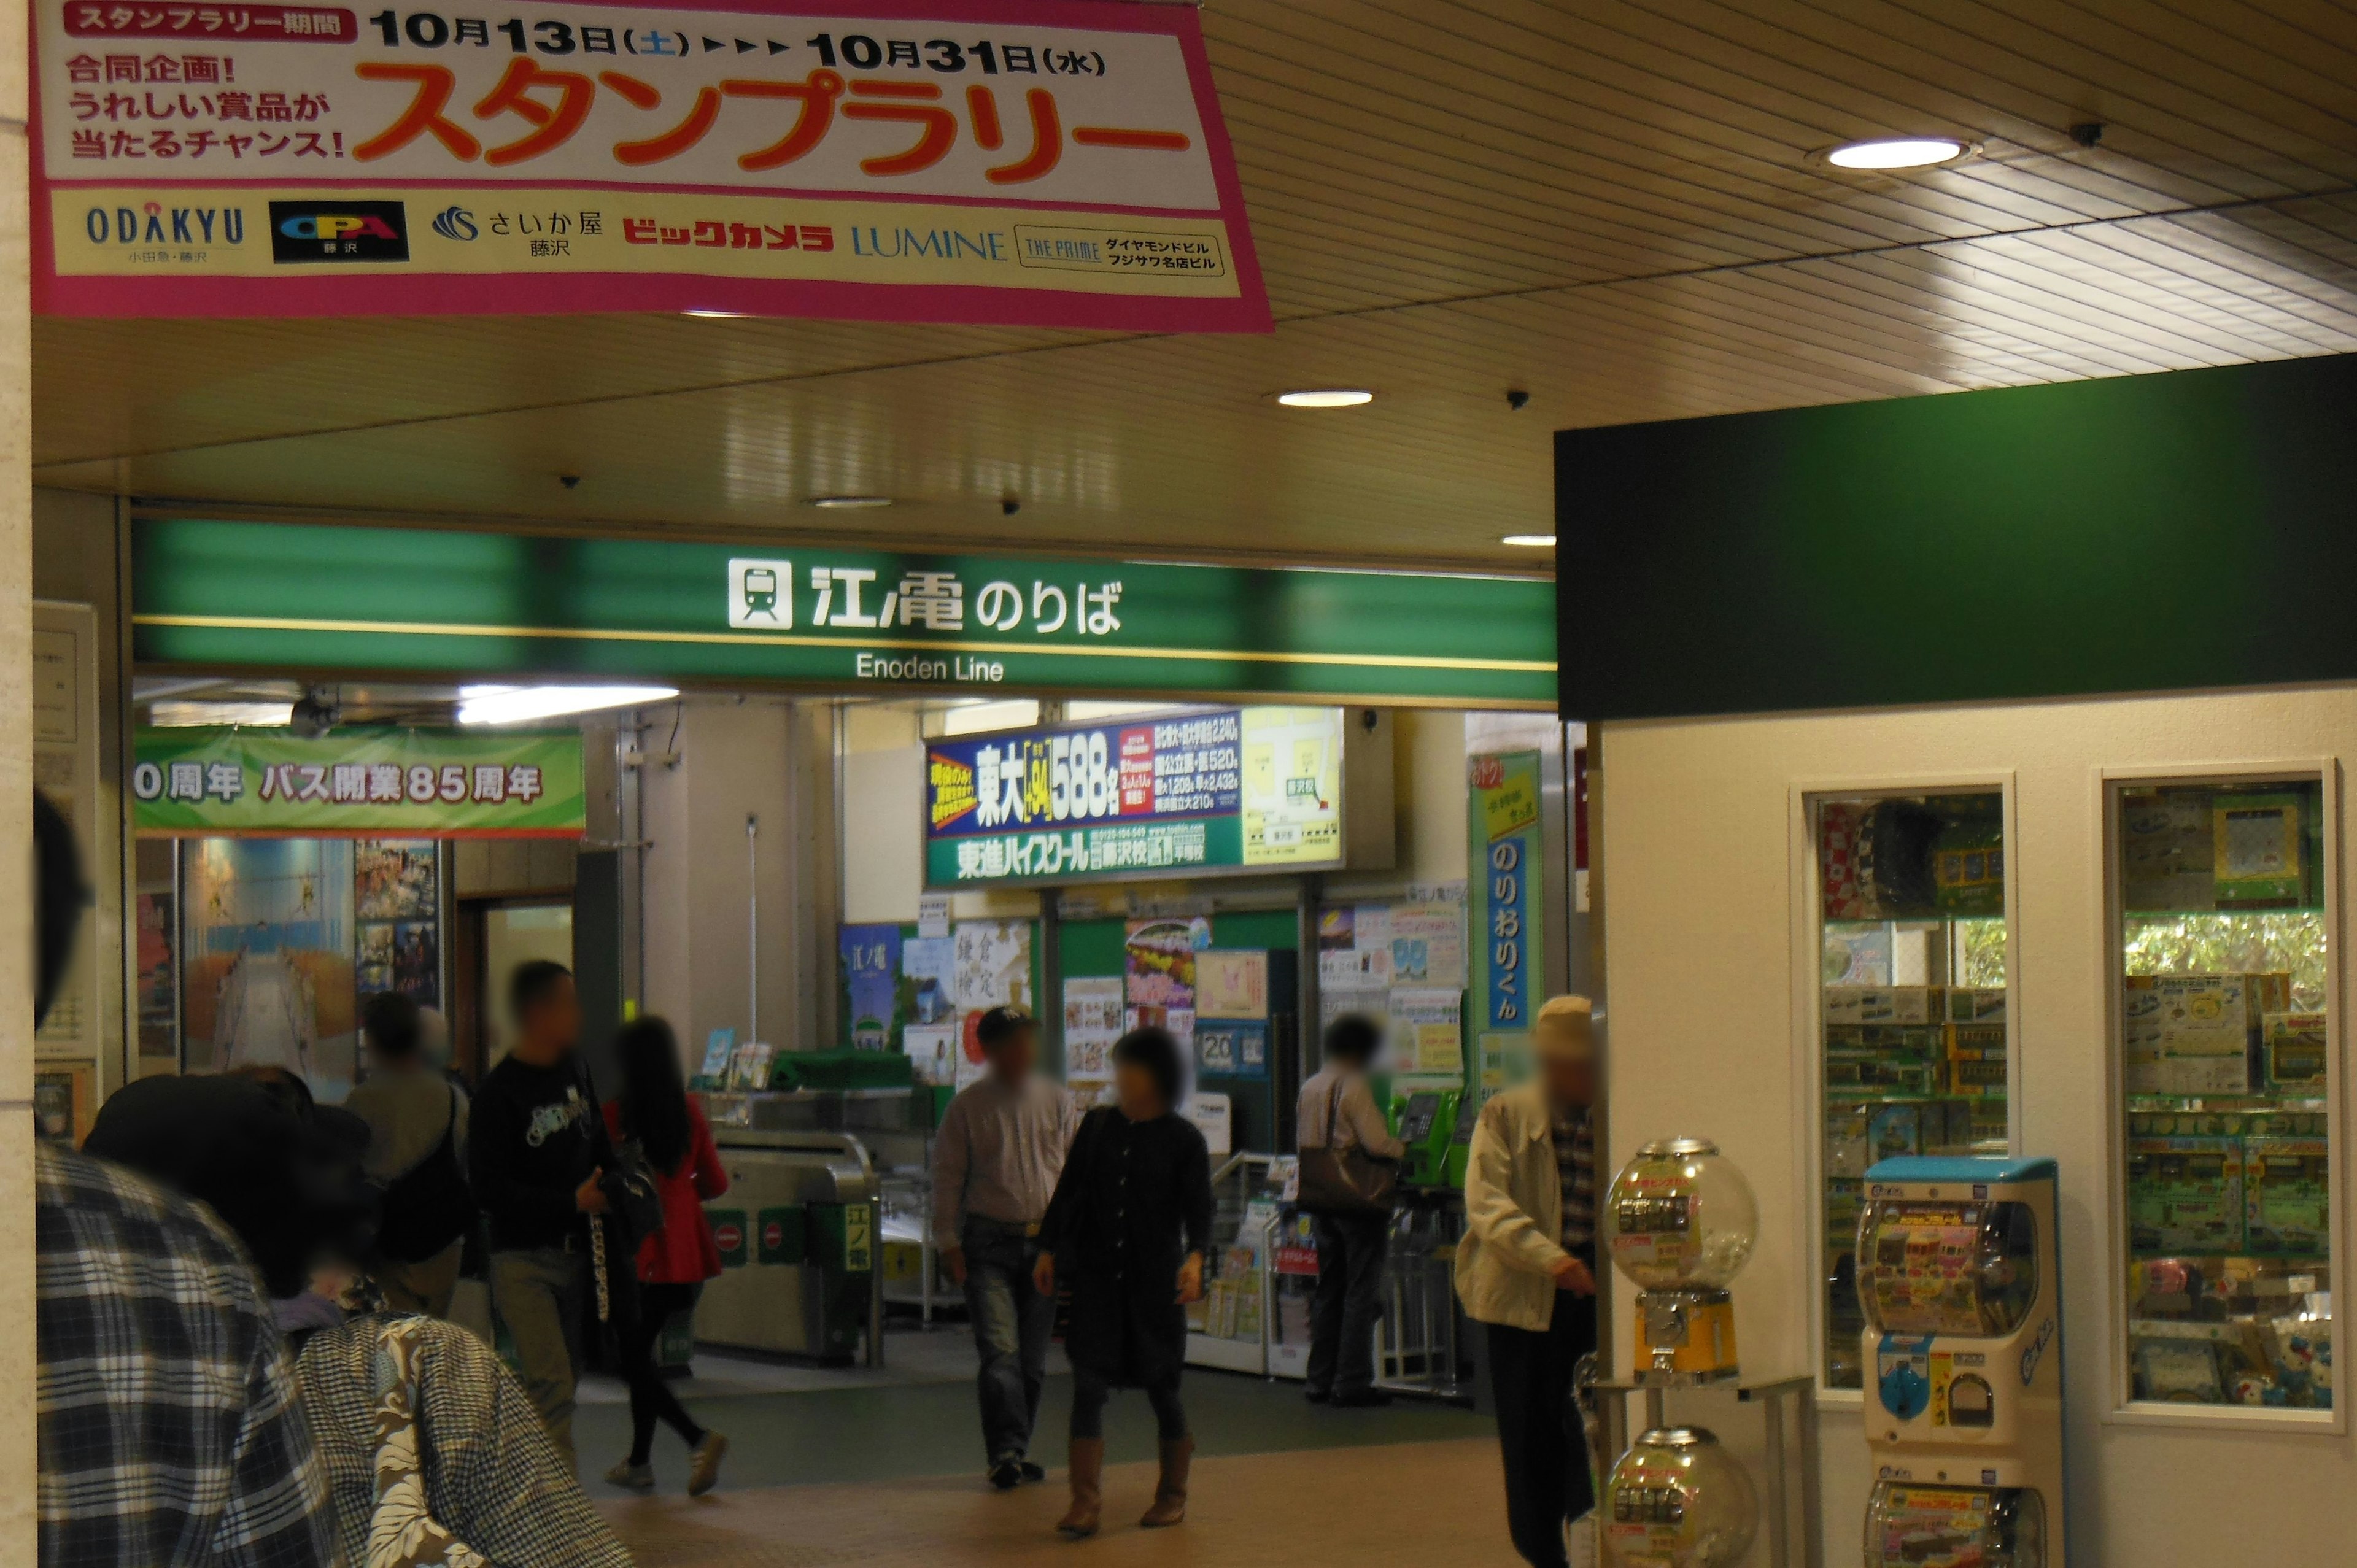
[924, 706, 1344, 887]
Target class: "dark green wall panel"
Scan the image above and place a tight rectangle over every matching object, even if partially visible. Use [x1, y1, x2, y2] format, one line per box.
[1556, 353, 2357, 721]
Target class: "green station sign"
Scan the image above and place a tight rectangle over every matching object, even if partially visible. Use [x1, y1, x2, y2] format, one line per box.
[131, 519, 1557, 708]
[133, 727, 586, 837]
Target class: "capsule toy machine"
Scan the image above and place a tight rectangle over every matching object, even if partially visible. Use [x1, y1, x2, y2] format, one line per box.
[1859, 1156, 2064, 1568]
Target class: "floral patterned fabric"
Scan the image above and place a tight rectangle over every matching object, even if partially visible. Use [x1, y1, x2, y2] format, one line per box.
[367, 1319, 489, 1568]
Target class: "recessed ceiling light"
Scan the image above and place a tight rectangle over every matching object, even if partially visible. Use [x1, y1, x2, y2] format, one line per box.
[1275, 389, 1374, 408]
[1824, 136, 1970, 171]
[457, 684, 679, 725]
[805, 495, 894, 509]
[1501, 534, 1557, 548]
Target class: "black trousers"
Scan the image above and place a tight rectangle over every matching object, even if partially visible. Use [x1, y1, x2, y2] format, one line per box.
[1306, 1211, 1389, 1397]
[1485, 1290, 1597, 1568]
[622, 1280, 708, 1464]
[1069, 1365, 1188, 1442]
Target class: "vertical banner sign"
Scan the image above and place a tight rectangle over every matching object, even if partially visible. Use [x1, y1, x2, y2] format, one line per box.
[1469, 751, 1542, 1092]
[33, 0, 1269, 328]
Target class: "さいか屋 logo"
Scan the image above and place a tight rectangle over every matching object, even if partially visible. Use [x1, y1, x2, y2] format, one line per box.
[269, 201, 410, 263]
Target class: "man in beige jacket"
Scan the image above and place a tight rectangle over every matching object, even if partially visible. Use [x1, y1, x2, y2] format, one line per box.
[1455, 995, 1598, 1568]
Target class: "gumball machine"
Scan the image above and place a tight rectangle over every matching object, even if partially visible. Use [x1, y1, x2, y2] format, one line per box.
[1601, 1426, 1759, 1568]
[1604, 1138, 1760, 1382]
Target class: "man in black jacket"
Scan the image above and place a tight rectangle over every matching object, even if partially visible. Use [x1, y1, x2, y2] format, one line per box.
[469, 959, 612, 1468]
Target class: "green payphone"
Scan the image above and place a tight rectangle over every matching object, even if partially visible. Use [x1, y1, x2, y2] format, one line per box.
[1390, 1090, 1463, 1188]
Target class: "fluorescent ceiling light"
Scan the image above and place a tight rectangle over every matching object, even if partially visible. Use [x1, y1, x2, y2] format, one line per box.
[1824, 136, 1968, 171]
[1501, 534, 1557, 548]
[683, 309, 744, 318]
[1275, 388, 1374, 408]
[805, 495, 894, 509]
[149, 699, 296, 728]
[457, 684, 678, 725]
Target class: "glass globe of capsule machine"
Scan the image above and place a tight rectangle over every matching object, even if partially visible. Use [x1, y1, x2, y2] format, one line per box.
[1603, 1137, 1760, 1381]
[1601, 1427, 1758, 1568]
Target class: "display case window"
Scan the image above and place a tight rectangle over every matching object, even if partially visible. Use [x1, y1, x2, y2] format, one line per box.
[1813, 791, 2011, 1391]
[2114, 777, 2334, 1415]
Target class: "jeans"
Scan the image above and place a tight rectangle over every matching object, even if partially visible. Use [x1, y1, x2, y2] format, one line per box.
[623, 1281, 708, 1465]
[489, 1246, 590, 1467]
[1069, 1365, 1188, 1442]
[1485, 1289, 1598, 1568]
[961, 1218, 1055, 1464]
[1306, 1211, 1390, 1397]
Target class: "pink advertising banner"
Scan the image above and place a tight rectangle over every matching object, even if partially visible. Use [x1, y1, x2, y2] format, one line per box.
[33, 0, 1270, 328]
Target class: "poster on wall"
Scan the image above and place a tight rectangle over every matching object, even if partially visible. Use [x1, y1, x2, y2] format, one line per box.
[902, 933, 955, 1024]
[1469, 751, 1543, 1087]
[133, 727, 586, 836]
[838, 921, 903, 1050]
[1124, 916, 1206, 1010]
[1062, 974, 1123, 1083]
[32, 0, 1269, 331]
[951, 918, 1032, 1084]
[1388, 987, 1462, 1079]
[180, 835, 360, 1100]
[925, 708, 1347, 888]
[1387, 900, 1465, 988]
[1194, 949, 1267, 1020]
[1316, 905, 1391, 990]
[135, 887, 178, 1059]
[354, 838, 439, 1006]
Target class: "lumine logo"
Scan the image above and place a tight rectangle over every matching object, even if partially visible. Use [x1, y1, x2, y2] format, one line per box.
[268, 200, 409, 263]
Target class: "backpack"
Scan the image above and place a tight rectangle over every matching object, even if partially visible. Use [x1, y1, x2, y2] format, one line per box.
[374, 1086, 475, 1265]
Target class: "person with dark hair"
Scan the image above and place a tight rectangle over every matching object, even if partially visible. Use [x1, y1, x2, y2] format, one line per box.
[468, 959, 616, 1466]
[1034, 1025, 1213, 1538]
[601, 1014, 732, 1495]
[931, 1003, 1078, 1491]
[1297, 1012, 1406, 1407]
[91, 1072, 631, 1566]
[344, 989, 473, 1316]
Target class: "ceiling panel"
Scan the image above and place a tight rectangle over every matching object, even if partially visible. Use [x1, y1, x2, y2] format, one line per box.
[34, 1, 2357, 570]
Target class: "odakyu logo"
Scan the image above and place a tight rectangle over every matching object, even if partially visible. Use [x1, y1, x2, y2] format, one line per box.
[266, 199, 411, 263]
[86, 201, 246, 246]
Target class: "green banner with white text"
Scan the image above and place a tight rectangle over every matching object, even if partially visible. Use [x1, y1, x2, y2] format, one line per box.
[131, 519, 1557, 708]
[133, 727, 586, 837]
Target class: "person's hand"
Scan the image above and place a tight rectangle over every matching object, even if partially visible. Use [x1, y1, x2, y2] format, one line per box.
[575, 1168, 611, 1215]
[942, 1245, 969, 1286]
[1551, 1255, 1596, 1296]
[1175, 1252, 1205, 1305]
[1032, 1251, 1056, 1297]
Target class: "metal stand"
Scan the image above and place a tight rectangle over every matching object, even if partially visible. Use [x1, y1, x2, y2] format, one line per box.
[1590, 1374, 1819, 1568]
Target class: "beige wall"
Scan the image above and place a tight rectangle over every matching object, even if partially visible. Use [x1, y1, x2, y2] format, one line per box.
[2, 28, 33, 1545]
[1602, 685, 2357, 1566]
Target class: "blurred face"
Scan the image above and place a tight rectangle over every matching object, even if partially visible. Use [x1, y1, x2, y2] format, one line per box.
[984, 1024, 1039, 1084]
[1115, 1057, 1165, 1119]
[518, 975, 581, 1055]
[1541, 1049, 1595, 1109]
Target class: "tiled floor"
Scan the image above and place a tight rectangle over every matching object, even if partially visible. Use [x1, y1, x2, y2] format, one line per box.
[599, 1438, 1535, 1567]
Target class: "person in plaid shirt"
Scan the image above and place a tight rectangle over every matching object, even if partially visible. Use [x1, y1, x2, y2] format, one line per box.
[33, 791, 333, 1565]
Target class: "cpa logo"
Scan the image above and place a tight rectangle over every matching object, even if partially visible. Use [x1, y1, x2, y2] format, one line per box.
[432, 206, 478, 241]
[266, 199, 409, 263]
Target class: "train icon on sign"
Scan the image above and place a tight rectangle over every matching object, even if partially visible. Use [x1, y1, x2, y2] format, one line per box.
[727, 558, 793, 628]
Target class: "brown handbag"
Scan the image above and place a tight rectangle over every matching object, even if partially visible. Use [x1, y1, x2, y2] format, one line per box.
[1295, 1079, 1398, 1216]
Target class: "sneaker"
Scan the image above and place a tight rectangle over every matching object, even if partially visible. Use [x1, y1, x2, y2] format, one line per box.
[988, 1456, 1024, 1491]
[1330, 1389, 1394, 1408]
[605, 1459, 655, 1493]
[1018, 1460, 1047, 1484]
[686, 1432, 729, 1498]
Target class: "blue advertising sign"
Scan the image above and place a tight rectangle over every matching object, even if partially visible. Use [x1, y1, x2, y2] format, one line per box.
[924, 706, 1347, 887]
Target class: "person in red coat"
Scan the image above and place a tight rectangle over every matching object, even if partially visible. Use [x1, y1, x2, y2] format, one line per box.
[601, 1016, 731, 1495]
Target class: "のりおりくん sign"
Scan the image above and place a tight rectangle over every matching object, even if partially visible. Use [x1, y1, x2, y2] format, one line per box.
[32, 0, 1268, 328]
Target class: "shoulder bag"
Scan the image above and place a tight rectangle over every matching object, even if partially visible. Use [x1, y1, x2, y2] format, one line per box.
[1295, 1078, 1397, 1216]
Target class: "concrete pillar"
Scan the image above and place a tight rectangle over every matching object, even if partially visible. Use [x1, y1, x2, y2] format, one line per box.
[1, 0, 37, 1545]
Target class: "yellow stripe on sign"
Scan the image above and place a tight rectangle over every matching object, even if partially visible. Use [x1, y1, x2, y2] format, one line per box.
[50, 188, 1244, 298]
[133, 612, 1558, 674]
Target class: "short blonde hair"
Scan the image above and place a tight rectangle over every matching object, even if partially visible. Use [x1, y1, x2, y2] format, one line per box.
[1533, 994, 1595, 1064]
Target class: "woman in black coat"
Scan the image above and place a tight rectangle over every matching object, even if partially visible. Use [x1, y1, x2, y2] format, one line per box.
[1033, 1026, 1212, 1539]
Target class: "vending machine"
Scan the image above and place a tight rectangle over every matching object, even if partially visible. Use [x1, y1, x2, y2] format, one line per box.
[1858, 1156, 2064, 1568]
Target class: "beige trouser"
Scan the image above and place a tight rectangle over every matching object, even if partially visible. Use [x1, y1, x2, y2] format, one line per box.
[490, 1246, 589, 1467]
[374, 1239, 465, 1318]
